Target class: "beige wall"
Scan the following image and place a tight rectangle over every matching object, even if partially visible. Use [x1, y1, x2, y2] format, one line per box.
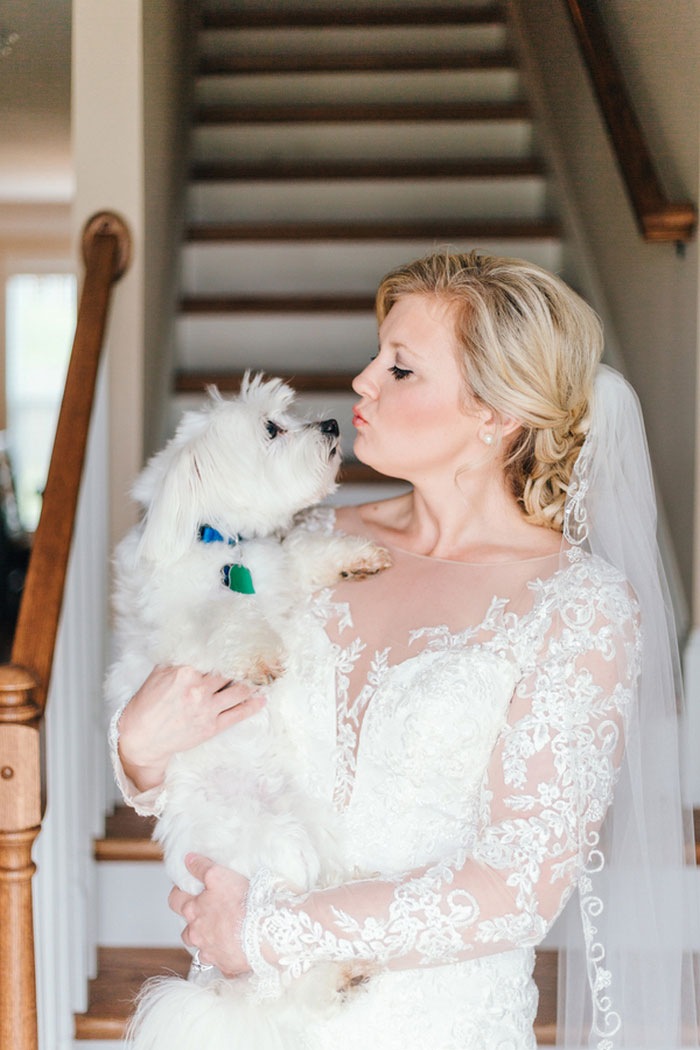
[512, 0, 700, 618]
[73, 0, 145, 547]
[72, 0, 190, 545]
[143, 0, 192, 458]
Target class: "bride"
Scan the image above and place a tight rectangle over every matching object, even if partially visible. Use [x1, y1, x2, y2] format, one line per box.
[113, 250, 698, 1049]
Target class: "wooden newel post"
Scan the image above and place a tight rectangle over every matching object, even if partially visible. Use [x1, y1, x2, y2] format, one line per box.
[0, 665, 42, 1050]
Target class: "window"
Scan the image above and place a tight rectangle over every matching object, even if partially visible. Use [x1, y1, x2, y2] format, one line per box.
[5, 272, 77, 531]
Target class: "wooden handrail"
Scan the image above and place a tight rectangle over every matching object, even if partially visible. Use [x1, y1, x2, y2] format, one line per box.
[0, 210, 131, 1050]
[562, 0, 696, 243]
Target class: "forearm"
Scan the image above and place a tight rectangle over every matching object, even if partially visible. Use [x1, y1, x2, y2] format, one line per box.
[241, 847, 561, 999]
[109, 705, 167, 817]
[107, 669, 267, 816]
[117, 735, 167, 793]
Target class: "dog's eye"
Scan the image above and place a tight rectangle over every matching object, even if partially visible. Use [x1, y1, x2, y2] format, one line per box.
[266, 420, 285, 439]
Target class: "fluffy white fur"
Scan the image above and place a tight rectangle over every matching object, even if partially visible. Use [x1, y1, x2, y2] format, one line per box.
[106, 373, 391, 1050]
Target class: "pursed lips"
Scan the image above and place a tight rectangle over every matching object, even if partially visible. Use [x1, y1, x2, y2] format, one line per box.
[352, 404, 368, 426]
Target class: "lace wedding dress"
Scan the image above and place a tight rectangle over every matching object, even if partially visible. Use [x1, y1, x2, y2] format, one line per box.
[113, 504, 641, 1050]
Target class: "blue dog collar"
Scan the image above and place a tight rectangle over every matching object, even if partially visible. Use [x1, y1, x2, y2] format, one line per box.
[198, 524, 256, 594]
[198, 524, 242, 546]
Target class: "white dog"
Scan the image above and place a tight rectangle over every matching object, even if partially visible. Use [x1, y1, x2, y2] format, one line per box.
[106, 373, 391, 1050]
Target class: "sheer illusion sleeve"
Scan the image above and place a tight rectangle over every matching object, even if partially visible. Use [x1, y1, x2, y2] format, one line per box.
[241, 565, 642, 999]
[108, 704, 167, 818]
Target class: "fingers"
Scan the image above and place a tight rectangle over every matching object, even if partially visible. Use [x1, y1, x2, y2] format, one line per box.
[185, 852, 215, 883]
[202, 670, 236, 693]
[216, 691, 267, 728]
[202, 674, 266, 712]
[168, 884, 192, 916]
[168, 866, 251, 977]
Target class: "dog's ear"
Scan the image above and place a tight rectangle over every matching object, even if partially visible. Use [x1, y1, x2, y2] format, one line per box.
[136, 443, 203, 563]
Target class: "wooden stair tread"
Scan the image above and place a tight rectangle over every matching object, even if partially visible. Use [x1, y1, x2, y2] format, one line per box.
[74, 947, 190, 1039]
[96, 806, 161, 861]
[198, 49, 517, 76]
[185, 219, 560, 242]
[174, 370, 357, 394]
[181, 294, 375, 313]
[103, 806, 156, 839]
[201, 5, 506, 29]
[196, 100, 530, 124]
[339, 462, 391, 485]
[99, 793, 700, 868]
[190, 158, 547, 182]
[74, 946, 556, 1042]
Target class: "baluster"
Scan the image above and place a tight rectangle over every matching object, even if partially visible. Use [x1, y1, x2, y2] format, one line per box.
[0, 666, 42, 1050]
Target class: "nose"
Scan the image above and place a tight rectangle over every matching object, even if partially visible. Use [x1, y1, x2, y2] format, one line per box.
[352, 358, 377, 397]
[319, 418, 339, 439]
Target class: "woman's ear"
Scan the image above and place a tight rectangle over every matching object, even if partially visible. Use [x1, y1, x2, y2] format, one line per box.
[498, 412, 522, 439]
[478, 406, 521, 442]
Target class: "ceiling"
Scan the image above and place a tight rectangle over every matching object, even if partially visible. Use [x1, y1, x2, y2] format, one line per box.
[0, 0, 72, 203]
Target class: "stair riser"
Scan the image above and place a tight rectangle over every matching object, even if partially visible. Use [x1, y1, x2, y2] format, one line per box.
[200, 0, 494, 10]
[188, 177, 548, 224]
[97, 862, 183, 947]
[180, 239, 564, 296]
[98, 853, 700, 952]
[196, 69, 521, 106]
[199, 24, 509, 59]
[176, 315, 377, 373]
[192, 120, 534, 163]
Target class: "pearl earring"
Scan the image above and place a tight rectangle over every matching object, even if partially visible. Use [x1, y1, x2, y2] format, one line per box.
[482, 433, 494, 445]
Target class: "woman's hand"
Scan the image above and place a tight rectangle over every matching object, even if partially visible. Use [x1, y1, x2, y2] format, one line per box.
[118, 665, 268, 791]
[169, 853, 252, 978]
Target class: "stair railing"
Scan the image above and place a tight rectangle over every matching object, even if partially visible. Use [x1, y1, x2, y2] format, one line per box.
[562, 0, 696, 243]
[0, 211, 131, 1050]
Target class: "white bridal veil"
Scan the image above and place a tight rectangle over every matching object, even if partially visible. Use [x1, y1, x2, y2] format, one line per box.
[558, 364, 700, 1048]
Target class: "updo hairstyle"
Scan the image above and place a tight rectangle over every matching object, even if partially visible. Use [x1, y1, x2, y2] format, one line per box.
[375, 250, 604, 531]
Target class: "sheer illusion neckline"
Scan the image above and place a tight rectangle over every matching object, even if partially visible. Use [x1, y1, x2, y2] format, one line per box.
[330, 506, 566, 567]
[382, 540, 562, 567]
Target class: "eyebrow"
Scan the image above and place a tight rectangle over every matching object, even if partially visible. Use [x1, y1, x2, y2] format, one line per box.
[381, 339, 420, 356]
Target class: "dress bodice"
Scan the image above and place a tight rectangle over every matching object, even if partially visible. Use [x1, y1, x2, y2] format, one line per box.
[344, 644, 518, 873]
[281, 505, 584, 877]
[243, 504, 642, 1050]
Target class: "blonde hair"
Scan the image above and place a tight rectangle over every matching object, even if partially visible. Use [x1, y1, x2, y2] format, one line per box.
[375, 249, 603, 531]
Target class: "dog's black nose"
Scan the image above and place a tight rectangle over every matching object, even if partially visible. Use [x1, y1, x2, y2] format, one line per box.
[319, 418, 340, 438]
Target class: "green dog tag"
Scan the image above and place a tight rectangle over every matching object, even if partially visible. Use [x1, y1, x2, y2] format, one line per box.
[223, 563, 256, 594]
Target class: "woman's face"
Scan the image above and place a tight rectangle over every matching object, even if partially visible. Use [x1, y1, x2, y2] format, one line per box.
[351, 294, 489, 482]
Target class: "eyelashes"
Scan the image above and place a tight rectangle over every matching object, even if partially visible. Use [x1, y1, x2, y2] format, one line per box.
[368, 354, 412, 380]
[389, 365, 412, 380]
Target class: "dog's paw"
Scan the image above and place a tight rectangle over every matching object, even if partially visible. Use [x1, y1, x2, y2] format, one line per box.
[339, 544, 392, 581]
[335, 960, 380, 1000]
[246, 654, 286, 686]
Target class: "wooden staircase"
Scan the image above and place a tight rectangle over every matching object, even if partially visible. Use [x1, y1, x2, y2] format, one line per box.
[171, 0, 562, 489]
